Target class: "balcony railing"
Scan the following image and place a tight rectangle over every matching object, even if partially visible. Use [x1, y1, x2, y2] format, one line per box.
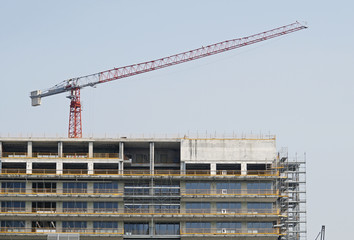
[0, 208, 279, 215]
[182, 189, 278, 195]
[182, 228, 279, 234]
[0, 169, 279, 176]
[2, 152, 119, 159]
[0, 227, 124, 234]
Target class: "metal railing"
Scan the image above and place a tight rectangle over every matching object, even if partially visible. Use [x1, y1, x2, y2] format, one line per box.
[0, 169, 279, 176]
[0, 208, 279, 215]
[182, 228, 279, 234]
[1, 152, 119, 159]
[0, 188, 278, 196]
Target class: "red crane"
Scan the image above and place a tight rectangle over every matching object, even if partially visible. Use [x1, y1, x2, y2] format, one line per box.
[30, 22, 307, 138]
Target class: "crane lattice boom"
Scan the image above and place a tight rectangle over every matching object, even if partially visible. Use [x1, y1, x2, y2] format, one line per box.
[30, 21, 307, 138]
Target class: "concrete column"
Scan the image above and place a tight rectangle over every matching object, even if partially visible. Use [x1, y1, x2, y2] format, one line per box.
[56, 161, 63, 175]
[150, 142, 154, 175]
[149, 219, 155, 236]
[58, 142, 63, 158]
[87, 182, 94, 194]
[0, 141, 2, 157]
[119, 142, 124, 174]
[27, 141, 32, 158]
[180, 161, 186, 175]
[25, 181, 32, 194]
[56, 201, 63, 213]
[26, 161, 32, 174]
[241, 162, 247, 176]
[56, 221, 62, 232]
[88, 162, 94, 175]
[88, 142, 93, 158]
[210, 163, 216, 175]
[25, 221, 31, 232]
[57, 182, 63, 194]
[26, 201, 32, 212]
[87, 202, 94, 213]
[87, 221, 93, 232]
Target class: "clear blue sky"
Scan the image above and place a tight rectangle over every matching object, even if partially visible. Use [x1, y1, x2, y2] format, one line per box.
[1, 0, 354, 238]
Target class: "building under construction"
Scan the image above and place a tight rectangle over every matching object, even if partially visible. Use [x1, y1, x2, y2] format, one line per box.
[0, 136, 306, 240]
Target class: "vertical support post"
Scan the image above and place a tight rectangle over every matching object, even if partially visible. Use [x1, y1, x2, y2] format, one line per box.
[26, 161, 32, 174]
[241, 163, 247, 176]
[210, 163, 216, 175]
[0, 142, 2, 172]
[150, 142, 154, 175]
[58, 142, 63, 158]
[88, 142, 93, 158]
[88, 162, 94, 175]
[56, 162, 63, 175]
[27, 141, 32, 158]
[119, 142, 124, 174]
[180, 161, 186, 175]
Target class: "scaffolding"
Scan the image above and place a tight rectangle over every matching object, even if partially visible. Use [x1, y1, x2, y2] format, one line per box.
[278, 148, 307, 240]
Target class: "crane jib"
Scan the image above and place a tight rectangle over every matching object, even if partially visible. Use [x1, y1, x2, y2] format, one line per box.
[29, 21, 308, 138]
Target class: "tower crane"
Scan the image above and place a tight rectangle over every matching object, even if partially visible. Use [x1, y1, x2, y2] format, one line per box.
[30, 22, 307, 138]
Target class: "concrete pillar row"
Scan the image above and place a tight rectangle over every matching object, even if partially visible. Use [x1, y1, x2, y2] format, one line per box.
[27, 141, 32, 158]
[119, 142, 124, 174]
[26, 161, 32, 174]
[88, 162, 94, 175]
[88, 142, 93, 158]
[241, 162, 247, 176]
[58, 141, 63, 158]
[210, 163, 216, 175]
[150, 142, 154, 174]
[56, 161, 63, 175]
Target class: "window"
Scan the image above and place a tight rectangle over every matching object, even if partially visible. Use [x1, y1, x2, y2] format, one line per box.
[93, 182, 118, 193]
[63, 202, 87, 212]
[247, 182, 272, 194]
[63, 182, 87, 193]
[1, 221, 25, 231]
[186, 202, 210, 213]
[247, 222, 273, 229]
[124, 205, 149, 213]
[1, 201, 25, 212]
[32, 202, 56, 212]
[1, 182, 25, 193]
[135, 153, 149, 163]
[216, 182, 241, 194]
[124, 182, 149, 195]
[185, 182, 210, 194]
[155, 223, 179, 235]
[32, 182, 56, 193]
[185, 222, 211, 233]
[247, 203, 273, 213]
[216, 202, 241, 213]
[216, 222, 241, 229]
[154, 205, 180, 213]
[93, 221, 119, 233]
[94, 202, 118, 212]
[124, 223, 149, 235]
[62, 221, 87, 232]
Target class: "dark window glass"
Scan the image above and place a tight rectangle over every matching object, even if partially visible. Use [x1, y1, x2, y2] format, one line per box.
[124, 223, 149, 235]
[62, 221, 87, 229]
[216, 182, 241, 189]
[93, 221, 118, 229]
[216, 202, 241, 210]
[155, 223, 179, 235]
[247, 222, 273, 228]
[185, 182, 211, 189]
[186, 222, 211, 229]
[216, 222, 241, 229]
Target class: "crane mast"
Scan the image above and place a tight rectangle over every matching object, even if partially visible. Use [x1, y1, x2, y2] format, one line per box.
[30, 21, 307, 138]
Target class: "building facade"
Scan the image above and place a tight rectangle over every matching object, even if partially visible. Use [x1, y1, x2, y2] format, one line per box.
[0, 136, 306, 240]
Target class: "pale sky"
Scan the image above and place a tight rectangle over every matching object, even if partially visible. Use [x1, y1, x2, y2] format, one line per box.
[1, 0, 354, 238]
